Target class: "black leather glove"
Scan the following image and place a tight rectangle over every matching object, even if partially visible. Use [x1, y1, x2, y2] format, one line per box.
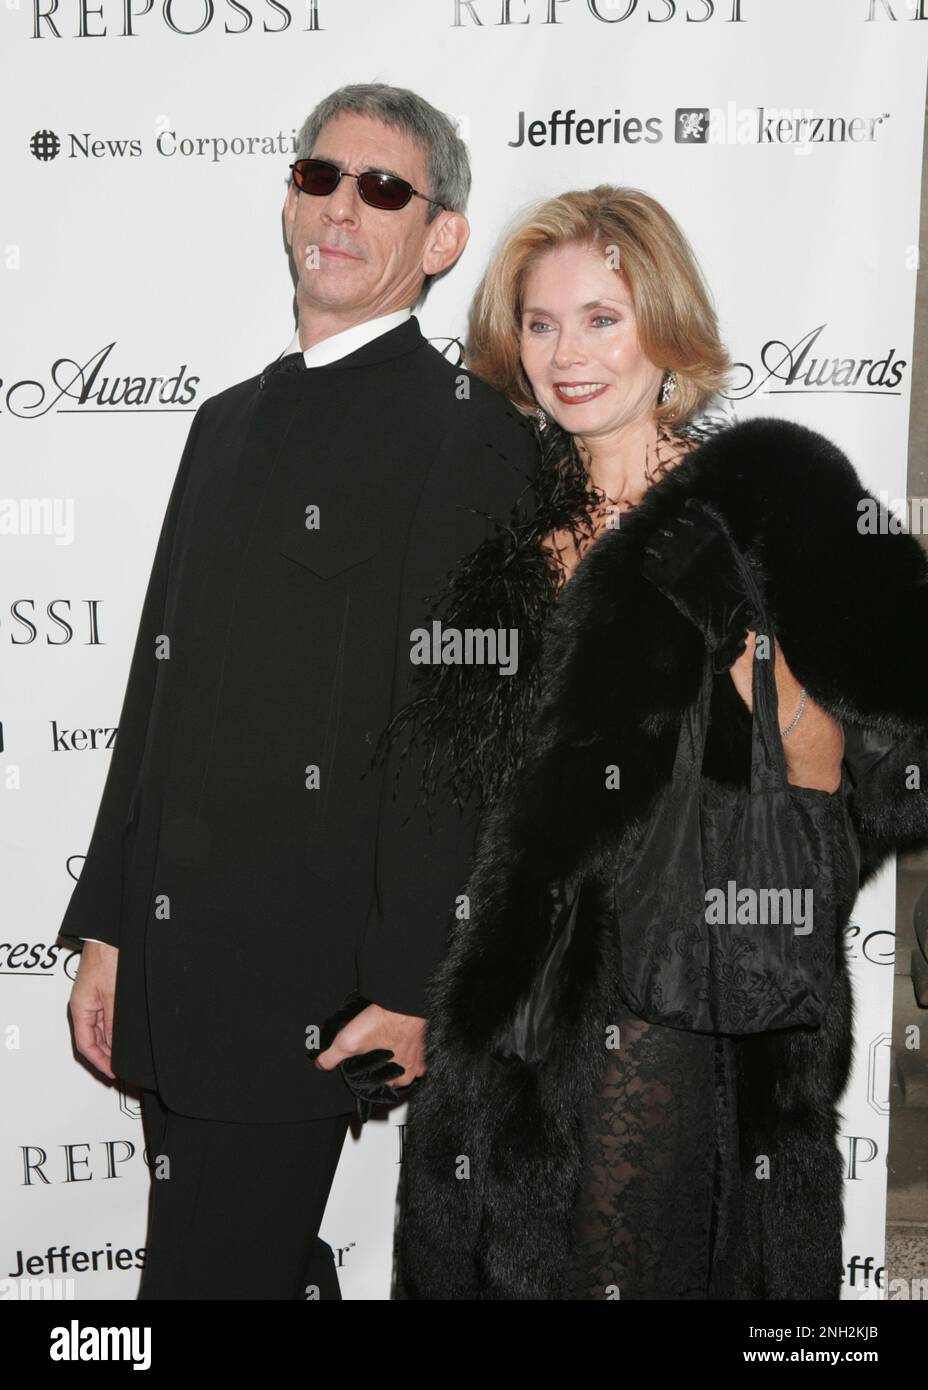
[640, 497, 760, 673]
[306, 990, 424, 1125]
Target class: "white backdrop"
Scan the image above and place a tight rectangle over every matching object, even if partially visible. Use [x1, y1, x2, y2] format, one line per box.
[2, 0, 926, 1301]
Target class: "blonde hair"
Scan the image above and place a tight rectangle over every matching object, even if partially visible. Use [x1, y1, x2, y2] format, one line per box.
[467, 185, 731, 427]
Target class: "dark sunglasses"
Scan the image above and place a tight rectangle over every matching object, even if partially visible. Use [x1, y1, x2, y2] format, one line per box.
[289, 157, 446, 212]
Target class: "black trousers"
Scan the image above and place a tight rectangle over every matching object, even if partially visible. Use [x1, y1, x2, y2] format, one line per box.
[137, 1086, 352, 1300]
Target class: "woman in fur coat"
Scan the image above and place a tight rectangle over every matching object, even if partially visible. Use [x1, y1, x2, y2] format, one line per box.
[384, 186, 928, 1300]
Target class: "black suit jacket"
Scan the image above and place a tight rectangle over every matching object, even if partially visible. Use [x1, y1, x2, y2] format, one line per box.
[58, 316, 537, 1121]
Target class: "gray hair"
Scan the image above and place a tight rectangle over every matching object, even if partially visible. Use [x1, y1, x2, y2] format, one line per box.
[294, 82, 471, 225]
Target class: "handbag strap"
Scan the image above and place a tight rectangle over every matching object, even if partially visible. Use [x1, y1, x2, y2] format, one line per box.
[748, 627, 791, 792]
[724, 538, 792, 794]
[670, 531, 791, 793]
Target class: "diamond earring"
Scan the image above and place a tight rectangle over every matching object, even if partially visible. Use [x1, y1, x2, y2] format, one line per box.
[535, 406, 549, 431]
[659, 370, 677, 405]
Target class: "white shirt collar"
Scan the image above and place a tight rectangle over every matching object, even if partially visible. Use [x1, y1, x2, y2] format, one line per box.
[281, 307, 413, 368]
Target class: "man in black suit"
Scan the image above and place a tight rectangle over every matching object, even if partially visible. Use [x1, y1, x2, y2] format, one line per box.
[59, 82, 536, 1299]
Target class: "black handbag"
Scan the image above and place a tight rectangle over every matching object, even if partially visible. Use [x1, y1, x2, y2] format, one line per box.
[492, 616, 860, 1061]
[609, 631, 858, 1035]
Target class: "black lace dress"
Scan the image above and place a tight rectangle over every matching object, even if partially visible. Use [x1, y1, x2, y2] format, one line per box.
[563, 997, 743, 1300]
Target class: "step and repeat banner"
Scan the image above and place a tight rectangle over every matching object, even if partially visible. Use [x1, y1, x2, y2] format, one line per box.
[2, 0, 926, 1302]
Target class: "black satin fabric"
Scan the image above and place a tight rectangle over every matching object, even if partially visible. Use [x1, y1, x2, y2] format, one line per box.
[491, 876, 583, 1065]
[841, 721, 901, 784]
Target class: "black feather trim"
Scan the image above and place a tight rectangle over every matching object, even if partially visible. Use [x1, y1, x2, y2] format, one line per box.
[369, 411, 725, 816]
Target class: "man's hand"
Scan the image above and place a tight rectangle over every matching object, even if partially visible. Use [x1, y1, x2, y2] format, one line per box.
[69, 941, 119, 1079]
[314, 1003, 427, 1088]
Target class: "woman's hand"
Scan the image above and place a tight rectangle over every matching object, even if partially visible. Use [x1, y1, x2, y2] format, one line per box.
[729, 630, 845, 792]
[728, 630, 801, 713]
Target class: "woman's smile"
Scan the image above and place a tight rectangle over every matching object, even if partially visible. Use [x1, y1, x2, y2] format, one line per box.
[553, 381, 609, 403]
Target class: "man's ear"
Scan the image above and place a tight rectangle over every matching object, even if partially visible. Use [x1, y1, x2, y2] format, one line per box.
[422, 210, 470, 278]
[283, 182, 299, 248]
